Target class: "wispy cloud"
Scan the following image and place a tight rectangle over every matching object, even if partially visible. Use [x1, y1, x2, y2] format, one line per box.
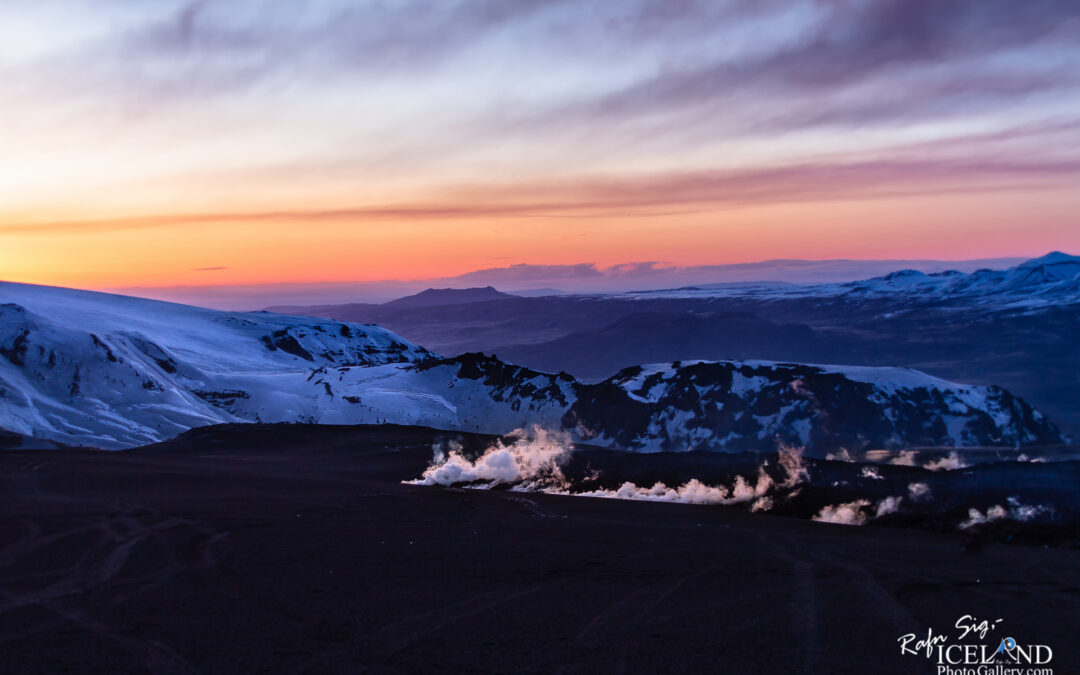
[556, 0, 1080, 117]
[5, 151, 1078, 236]
[3, 1, 1079, 286]
[454, 263, 603, 283]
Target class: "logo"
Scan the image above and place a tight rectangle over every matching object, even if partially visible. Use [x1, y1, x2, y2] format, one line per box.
[898, 615, 1054, 674]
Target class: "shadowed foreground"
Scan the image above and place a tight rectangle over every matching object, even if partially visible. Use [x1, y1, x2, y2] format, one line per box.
[2, 424, 1077, 674]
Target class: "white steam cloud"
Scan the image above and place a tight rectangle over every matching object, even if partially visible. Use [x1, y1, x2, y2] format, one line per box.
[813, 495, 905, 526]
[875, 495, 903, 518]
[407, 432, 811, 510]
[923, 452, 968, 471]
[959, 497, 1054, 530]
[907, 482, 932, 502]
[888, 450, 968, 471]
[576, 467, 774, 506]
[825, 448, 855, 462]
[777, 444, 810, 488]
[408, 427, 572, 488]
[408, 434, 1056, 534]
[889, 450, 918, 466]
[573, 444, 811, 507]
[813, 500, 872, 526]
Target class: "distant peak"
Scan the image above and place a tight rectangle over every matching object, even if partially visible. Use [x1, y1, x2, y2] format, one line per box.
[1019, 251, 1079, 268]
[414, 285, 498, 294]
[869, 269, 928, 282]
[382, 286, 513, 309]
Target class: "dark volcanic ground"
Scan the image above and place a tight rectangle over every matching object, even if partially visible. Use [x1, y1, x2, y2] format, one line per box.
[2, 424, 1078, 674]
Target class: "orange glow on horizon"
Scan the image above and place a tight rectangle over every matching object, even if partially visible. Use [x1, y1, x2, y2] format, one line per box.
[4, 185, 1077, 292]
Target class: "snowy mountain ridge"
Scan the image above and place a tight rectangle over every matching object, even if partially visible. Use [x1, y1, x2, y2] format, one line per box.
[0, 281, 1065, 452]
[625, 252, 1080, 306]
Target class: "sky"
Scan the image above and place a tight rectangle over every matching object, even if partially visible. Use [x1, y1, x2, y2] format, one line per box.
[1, 0, 1078, 302]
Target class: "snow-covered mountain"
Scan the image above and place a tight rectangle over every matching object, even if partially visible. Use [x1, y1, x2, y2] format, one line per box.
[627, 252, 1080, 307]
[838, 251, 1080, 305]
[565, 360, 1062, 452]
[0, 281, 1065, 452]
[0, 282, 434, 447]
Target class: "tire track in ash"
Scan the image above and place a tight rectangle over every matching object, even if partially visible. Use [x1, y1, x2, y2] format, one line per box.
[757, 532, 822, 674]
[2, 503, 222, 610]
[0, 500, 226, 672]
[758, 529, 926, 674]
[507, 495, 566, 519]
[557, 566, 715, 675]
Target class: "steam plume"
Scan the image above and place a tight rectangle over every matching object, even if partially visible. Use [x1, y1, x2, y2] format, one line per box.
[813, 500, 871, 526]
[408, 427, 571, 488]
[907, 482, 932, 502]
[959, 497, 1054, 529]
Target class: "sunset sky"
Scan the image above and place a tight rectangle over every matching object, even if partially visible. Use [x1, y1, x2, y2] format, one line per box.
[2, 0, 1079, 299]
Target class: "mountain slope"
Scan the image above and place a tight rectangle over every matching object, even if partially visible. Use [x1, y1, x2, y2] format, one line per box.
[492, 311, 844, 380]
[0, 282, 433, 447]
[0, 282, 1065, 452]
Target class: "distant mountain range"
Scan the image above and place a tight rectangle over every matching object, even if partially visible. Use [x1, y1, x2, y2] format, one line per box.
[0, 280, 1065, 452]
[270, 252, 1080, 316]
[628, 251, 1080, 306]
[111, 256, 1029, 309]
[247, 253, 1080, 440]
